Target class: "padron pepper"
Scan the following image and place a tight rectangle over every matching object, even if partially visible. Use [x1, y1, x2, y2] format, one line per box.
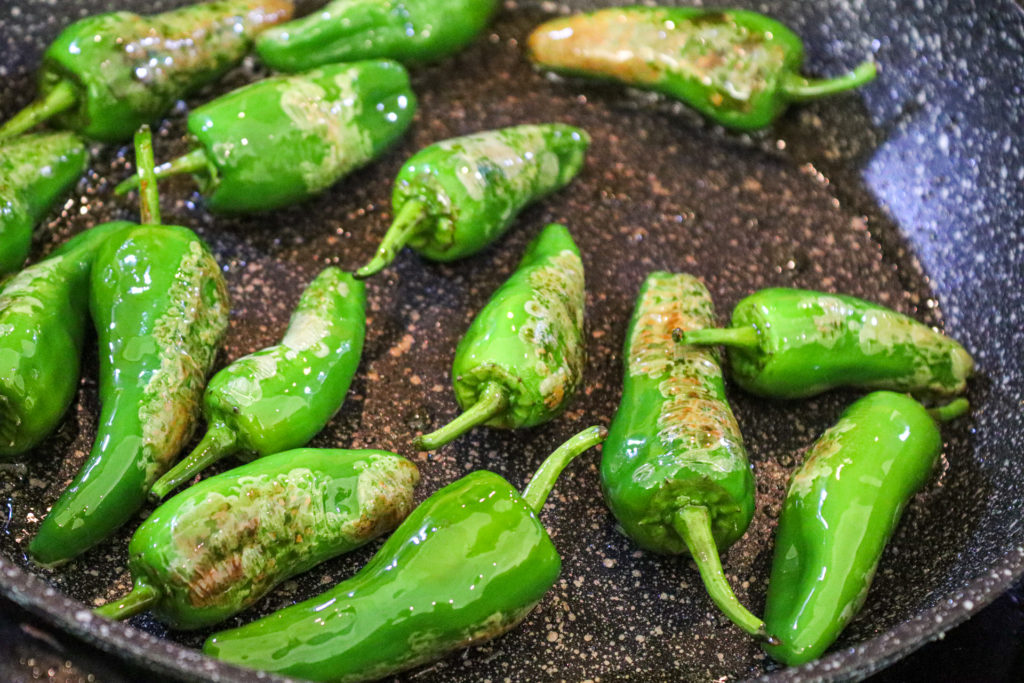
[95, 448, 419, 630]
[764, 391, 970, 666]
[355, 124, 590, 278]
[30, 128, 230, 565]
[0, 221, 133, 458]
[527, 6, 877, 130]
[115, 60, 416, 213]
[150, 267, 366, 499]
[675, 288, 974, 399]
[0, 0, 294, 142]
[257, 0, 500, 71]
[204, 426, 607, 682]
[601, 272, 768, 639]
[0, 132, 89, 274]
[414, 223, 586, 450]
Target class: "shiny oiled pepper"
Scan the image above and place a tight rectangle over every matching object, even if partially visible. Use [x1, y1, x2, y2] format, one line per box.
[763, 392, 970, 666]
[527, 7, 877, 130]
[150, 268, 366, 499]
[601, 272, 768, 639]
[0, 221, 133, 458]
[29, 128, 230, 566]
[0, 132, 89, 274]
[0, 0, 294, 142]
[414, 224, 585, 450]
[356, 124, 590, 278]
[95, 448, 419, 630]
[204, 426, 606, 682]
[676, 288, 974, 399]
[115, 60, 416, 213]
[256, 0, 500, 71]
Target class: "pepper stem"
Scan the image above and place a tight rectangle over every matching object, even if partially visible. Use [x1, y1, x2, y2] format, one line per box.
[672, 506, 774, 642]
[781, 61, 878, 101]
[674, 325, 760, 350]
[114, 148, 210, 196]
[149, 424, 238, 501]
[413, 381, 508, 451]
[0, 81, 77, 139]
[928, 397, 970, 423]
[133, 126, 160, 226]
[355, 200, 429, 279]
[522, 426, 607, 513]
[93, 582, 160, 621]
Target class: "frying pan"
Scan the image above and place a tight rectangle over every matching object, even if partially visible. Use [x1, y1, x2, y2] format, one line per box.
[1, 0, 1022, 680]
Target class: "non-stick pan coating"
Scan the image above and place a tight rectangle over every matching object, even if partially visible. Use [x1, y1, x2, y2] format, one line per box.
[1, 0, 1022, 681]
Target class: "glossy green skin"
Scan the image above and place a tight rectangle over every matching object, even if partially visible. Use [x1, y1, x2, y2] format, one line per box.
[764, 391, 943, 666]
[205, 470, 560, 682]
[0, 221, 132, 458]
[204, 268, 366, 457]
[528, 7, 805, 129]
[186, 60, 415, 212]
[725, 288, 974, 398]
[38, 0, 293, 142]
[397, 124, 590, 261]
[0, 132, 89, 273]
[127, 448, 418, 629]
[601, 272, 754, 553]
[257, 0, 500, 71]
[453, 224, 585, 429]
[30, 225, 229, 565]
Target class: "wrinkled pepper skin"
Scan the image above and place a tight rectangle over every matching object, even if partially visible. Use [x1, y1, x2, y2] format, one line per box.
[0, 132, 89, 273]
[30, 225, 229, 565]
[414, 224, 586, 450]
[763, 391, 965, 666]
[257, 0, 500, 71]
[0, 221, 133, 458]
[1, 1, 293, 142]
[96, 448, 419, 630]
[150, 268, 366, 499]
[680, 288, 974, 399]
[527, 7, 877, 130]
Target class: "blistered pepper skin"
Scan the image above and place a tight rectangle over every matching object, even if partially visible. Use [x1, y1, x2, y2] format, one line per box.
[0, 132, 89, 273]
[98, 449, 419, 630]
[257, 0, 500, 71]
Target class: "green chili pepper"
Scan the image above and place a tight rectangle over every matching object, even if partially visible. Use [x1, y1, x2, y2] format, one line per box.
[675, 288, 974, 399]
[0, 0, 294, 142]
[0, 221, 134, 458]
[204, 425, 606, 681]
[527, 7, 877, 130]
[601, 272, 768, 639]
[414, 223, 586, 450]
[113, 60, 415, 213]
[94, 448, 418, 629]
[764, 392, 970, 666]
[256, 0, 500, 72]
[355, 124, 590, 278]
[0, 132, 89, 274]
[29, 128, 230, 566]
[149, 268, 366, 500]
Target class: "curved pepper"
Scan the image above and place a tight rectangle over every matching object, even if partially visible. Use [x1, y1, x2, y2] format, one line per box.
[0, 221, 133, 458]
[414, 223, 586, 450]
[114, 60, 416, 213]
[527, 7, 877, 130]
[0, 0, 294, 142]
[29, 128, 230, 566]
[676, 288, 974, 399]
[204, 426, 606, 681]
[0, 132, 89, 274]
[150, 268, 366, 499]
[95, 448, 418, 629]
[601, 272, 767, 639]
[764, 392, 969, 666]
[356, 123, 590, 278]
[257, 0, 500, 71]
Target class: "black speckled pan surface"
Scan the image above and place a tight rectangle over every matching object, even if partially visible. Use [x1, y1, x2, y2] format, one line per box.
[1, 0, 1022, 681]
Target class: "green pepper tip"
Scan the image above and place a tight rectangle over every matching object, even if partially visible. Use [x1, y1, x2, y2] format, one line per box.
[0, 81, 78, 140]
[928, 397, 969, 423]
[149, 424, 238, 500]
[678, 325, 760, 350]
[414, 381, 509, 450]
[782, 59, 878, 102]
[94, 582, 161, 621]
[522, 425, 607, 513]
[357, 200, 429, 279]
[133, 126, 161, 226]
